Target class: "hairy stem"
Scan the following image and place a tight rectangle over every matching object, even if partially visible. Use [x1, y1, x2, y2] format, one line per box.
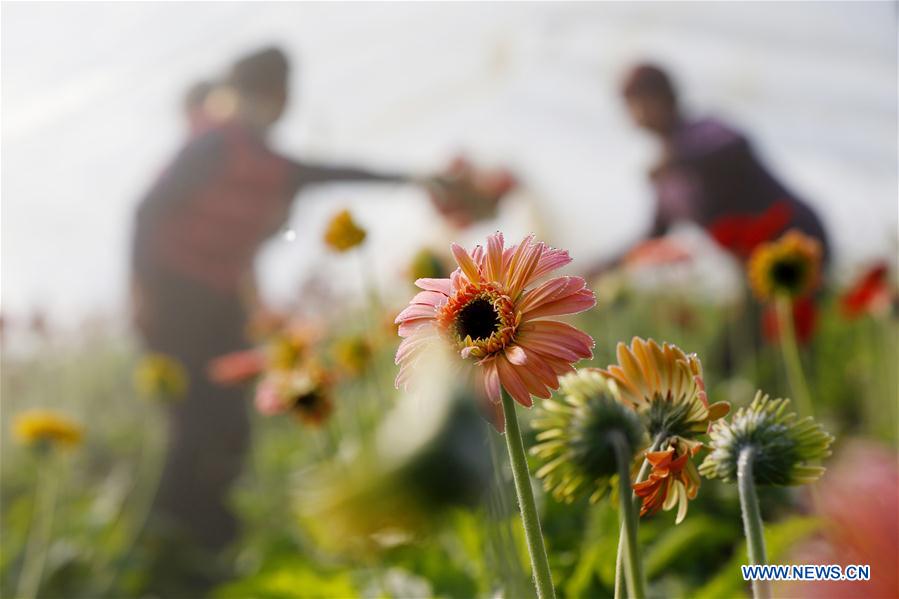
[738, 446, 770, 599]
[500, 388, 556, 599]
[612, 433, 645, 599]
[614, 434, 665, 599]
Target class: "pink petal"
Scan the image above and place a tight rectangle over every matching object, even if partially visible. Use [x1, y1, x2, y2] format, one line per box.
[517, 276, 588, 314]
[532, 247, 572, 280]
[482, 359, 501, 404]
[506, 236, 543, 298]
[496, 354, 533, 407]
[395, 303, 438, 324]
[451, 243, 482, 283]
[394, 333, 433, 365]
[410, 290, 449, 308]
[517, 320, 594, 362]
[415, 278, 452, 295]
[485, 232, 505, 281]
[522, 289, 596, 320]
[518, 346, 561, 389]
[505, 344, 528, 366]
[398, 318, 434, 337]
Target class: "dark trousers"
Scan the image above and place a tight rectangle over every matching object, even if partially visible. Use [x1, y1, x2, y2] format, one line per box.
[138, 269, 250, 554]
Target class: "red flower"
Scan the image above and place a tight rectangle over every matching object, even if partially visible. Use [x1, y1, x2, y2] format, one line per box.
[762, 296, 818, 345]
[708, 201, 793, 260]
[840, 262, 891, 319]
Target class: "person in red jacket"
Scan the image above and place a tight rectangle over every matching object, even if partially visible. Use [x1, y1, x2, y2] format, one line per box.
[131, 46, 441, 586]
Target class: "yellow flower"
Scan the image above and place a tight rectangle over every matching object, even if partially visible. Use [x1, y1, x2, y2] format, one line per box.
[747, 229, 822, 301]
[14, 410, 83, 449]
[134, 353, 188, 401]
[323, 209, 366, 252]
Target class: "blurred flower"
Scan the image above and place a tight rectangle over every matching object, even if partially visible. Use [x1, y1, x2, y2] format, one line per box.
[300, 382, 492, 555]
[332, 335, 372, 377]
[394, 232, 595, 428]
[840, 262, 892, 319]
[14, 409, 83, 450]
[699, 391, 833, 486]
[134, 353, 188, 401]
[207, 349, 267, 385]
[708, 201, 793, 260]
[633, 437, 701, 524]
[531, 369, 645, 503]
[748, 229, 822, 301]
[781, 441, 898, 598]
[254, 366, 333, 426]
[762, 296, 818, 345]
[602, 337, 729, 441]
[623, 237, 692, 268]
[268, 324, 317, 371]
[323, 209, 366, 252]
[408, 247, 451, 282]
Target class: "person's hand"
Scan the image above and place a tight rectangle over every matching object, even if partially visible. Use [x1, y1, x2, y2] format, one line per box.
[424, 156, 517, 228]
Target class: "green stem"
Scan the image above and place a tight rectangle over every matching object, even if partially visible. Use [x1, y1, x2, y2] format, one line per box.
[738, 446, 770, 599]
[92, 416, 167, 596]
[614, 434, 665, 599]
[775, 295, 814, 417]
[500, 388, 556, 599]
[16, 455, 60, 599]
[612, 433, 645, 599]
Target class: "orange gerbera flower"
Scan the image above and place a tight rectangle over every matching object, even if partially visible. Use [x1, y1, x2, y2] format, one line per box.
[394, 233, 595, 425]
[747, 229, 822, 301]
[633, 438, 701, 524]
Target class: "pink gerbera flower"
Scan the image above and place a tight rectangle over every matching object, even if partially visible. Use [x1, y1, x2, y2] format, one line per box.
[394, 233, 595, 426]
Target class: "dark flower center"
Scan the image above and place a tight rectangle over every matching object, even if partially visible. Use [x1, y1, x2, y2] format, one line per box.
[771, 259, 804, 291]
[292, 391, 321, 412]
[457, 297, 500, 341]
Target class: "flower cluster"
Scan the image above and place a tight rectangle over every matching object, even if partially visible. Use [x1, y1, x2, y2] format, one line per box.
[699, 391, 833, 486]
[530, 338, 729, 524]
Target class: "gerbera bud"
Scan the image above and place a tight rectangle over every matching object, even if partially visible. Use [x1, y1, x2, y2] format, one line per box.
[323, 209, 366, 252]
[531, 369, 645, 503]
[13, 409, 83, 451]
[699, 391, 834, 486]
[603, 337, 729, 441]
[134, 353, 188, 401]
[747, 229, 822, 302]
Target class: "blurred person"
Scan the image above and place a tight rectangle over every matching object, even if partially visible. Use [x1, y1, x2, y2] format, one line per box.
[130, 46, 468, 588]
[182, 79, 215, 134]
[592, 63, 830, 274]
